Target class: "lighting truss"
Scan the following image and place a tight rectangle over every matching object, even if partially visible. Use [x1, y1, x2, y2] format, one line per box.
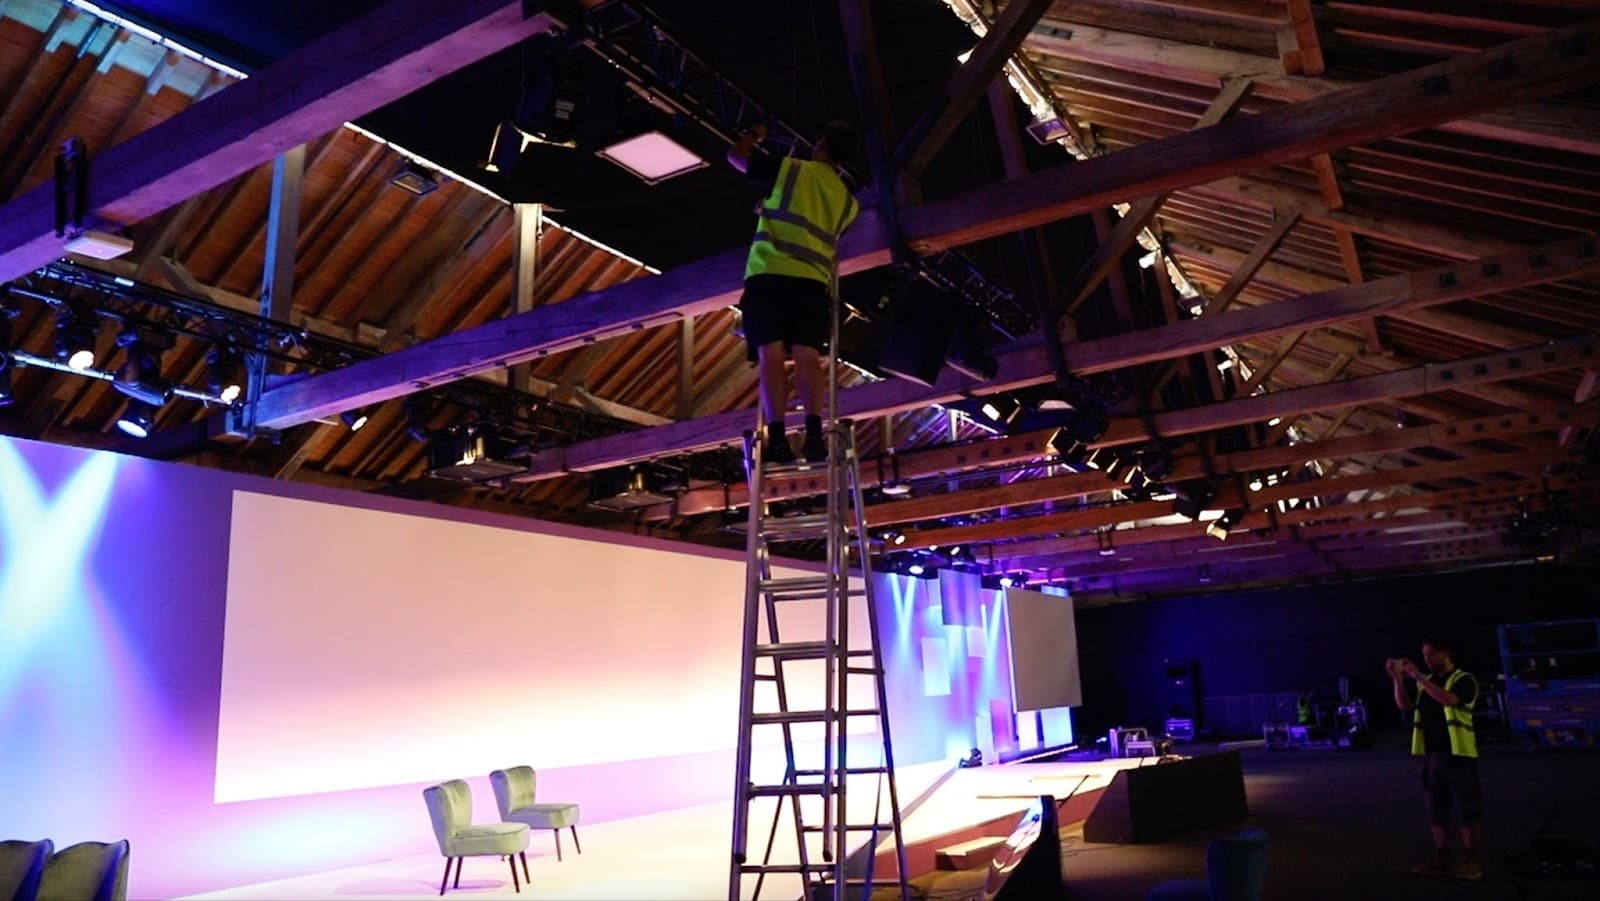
[6, 263, 642, 446]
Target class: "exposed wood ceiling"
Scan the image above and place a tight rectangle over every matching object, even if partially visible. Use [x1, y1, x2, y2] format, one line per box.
[1, 0, 1597, 603]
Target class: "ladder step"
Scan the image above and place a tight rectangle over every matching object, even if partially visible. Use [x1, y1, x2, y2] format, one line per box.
[751, 709, 880, 726]
[746, 783, 834, 799]
[758, 576, 869, 601]
[801, 823, 892, 833]
[737, 862, 837, 875]
[794, 765, 893, 777]
[755, 641, 873, 660]
[759, 514, 858, 540]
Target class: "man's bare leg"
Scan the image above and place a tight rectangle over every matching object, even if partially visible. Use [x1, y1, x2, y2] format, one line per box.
[791, 343, 825, 419]
[757, 341, 789, 424]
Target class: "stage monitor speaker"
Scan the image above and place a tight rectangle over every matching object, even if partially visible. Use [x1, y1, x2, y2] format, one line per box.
[985, 795, 1065, 900]
[1083, 750, 1247, 844]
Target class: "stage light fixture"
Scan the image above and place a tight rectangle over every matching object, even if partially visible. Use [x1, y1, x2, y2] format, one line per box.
[0, 304, 14, 408]
[206, 346, 244, 403]
[597, 130, 707, 185]
[1206, 508, 1245, 541]
[63, 229, 134, 260]
[389, 161, 440, 196]
[404, 398, 431, 442]
[977, 395, 1022, 427]
[112, 329, 174, 407]
[116, 400, 157, 438]
[54, 310, 98, 370]
[482, 120, 525, 173]
[907, 562, 926, 576]
[513, 33, 584, 147]
[1026, 115, 1071, 145]
[1171, 479, 1217, 521]
[878, 450, 912, 495]
[341, 407, 372, 432]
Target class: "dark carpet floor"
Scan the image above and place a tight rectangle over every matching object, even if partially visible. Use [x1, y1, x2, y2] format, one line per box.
[1052, 733, 1600, 900]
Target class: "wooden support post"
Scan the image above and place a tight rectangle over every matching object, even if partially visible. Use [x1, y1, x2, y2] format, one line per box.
[510, 202, 541, 393]
[677, 317, 695, 421]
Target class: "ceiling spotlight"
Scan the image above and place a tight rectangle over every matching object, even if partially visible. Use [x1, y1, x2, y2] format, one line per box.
[907, 562, 926, 576]
[112, 329, 174, 407]
[206, 346, 245, 404]
[341, 408, 371, 432]
[880, 479, 911, 497]
[977, 396, 1022, 427]
[54, 310, 98, 370]
[881, 530, 907, 547]
[1206, 508, 1245, 541]
[998, 574, 1014, 588]
[116, 400, 157, 438]
[389, 160, 440, 196]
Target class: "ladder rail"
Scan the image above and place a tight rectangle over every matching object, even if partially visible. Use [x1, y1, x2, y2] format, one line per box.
[848, 439, 912, 901]
[728, 431, 766, 901]
[731, 285, 909, 901]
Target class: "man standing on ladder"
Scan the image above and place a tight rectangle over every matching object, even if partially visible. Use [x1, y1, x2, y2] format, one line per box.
[727, 120, 861, 465]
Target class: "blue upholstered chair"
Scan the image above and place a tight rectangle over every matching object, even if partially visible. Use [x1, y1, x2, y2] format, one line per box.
[36, 840, 128, 901]
[423, 779, 531, 895]
[490, 766, 582, 861]
[0, 839, 53, 901]
[1146, 826, 1269, 901]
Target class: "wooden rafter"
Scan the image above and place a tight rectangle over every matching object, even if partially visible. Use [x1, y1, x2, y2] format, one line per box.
[0, 0, 567, 282]
[244, 21, 1600, 431]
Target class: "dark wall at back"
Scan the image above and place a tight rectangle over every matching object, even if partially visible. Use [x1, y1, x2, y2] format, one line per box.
[1073, 565, 1600, 739]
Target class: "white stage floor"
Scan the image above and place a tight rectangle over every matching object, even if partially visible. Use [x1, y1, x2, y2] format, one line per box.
[184, 758, 1143, 900]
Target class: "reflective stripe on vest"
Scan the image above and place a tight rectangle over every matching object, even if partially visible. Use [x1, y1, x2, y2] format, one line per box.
[1411, 668, 1478, 758]
[746, 157, 857, 283]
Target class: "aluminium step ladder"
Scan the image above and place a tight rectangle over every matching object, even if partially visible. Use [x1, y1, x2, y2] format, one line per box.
[727, 415, 911, 901]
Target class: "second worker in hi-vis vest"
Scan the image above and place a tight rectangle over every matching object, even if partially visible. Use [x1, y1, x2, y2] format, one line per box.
[726, 121, 861, 466]
[1388, 638, 1483, 881]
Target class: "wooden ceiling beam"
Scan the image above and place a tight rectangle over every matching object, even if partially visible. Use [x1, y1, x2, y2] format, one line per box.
[537, 266, 1593, 484]
[1065, 234, 1600, 377]
[0, 0, 567, 283]
[242, 20, 1600, 432]
[894, 0, 1056, 179]
[892, 447, 1579, 550]
[1029, 18, 1600, 156]
[1166, 238, 1562, 351]
[1099, 337, 1596, 447]
[994, 502, 1540, 567]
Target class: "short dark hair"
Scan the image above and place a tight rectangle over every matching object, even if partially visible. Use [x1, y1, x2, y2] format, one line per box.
[1421, 637, 1453, 655]
[820, 120, 859, 163]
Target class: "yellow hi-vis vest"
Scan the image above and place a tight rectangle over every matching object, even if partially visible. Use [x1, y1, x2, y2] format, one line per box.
[745, 156, 859, 285]
[1412, 668, 1478, 758]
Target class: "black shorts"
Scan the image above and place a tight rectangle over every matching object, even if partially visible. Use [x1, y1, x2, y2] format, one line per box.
[739, 274, 830, 362]
[1421, 753, 1484, 825]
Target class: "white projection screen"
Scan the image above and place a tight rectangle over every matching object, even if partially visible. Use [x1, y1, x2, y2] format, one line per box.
[216, 491, 831, 802]
[1004, 588, 1082, 712]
